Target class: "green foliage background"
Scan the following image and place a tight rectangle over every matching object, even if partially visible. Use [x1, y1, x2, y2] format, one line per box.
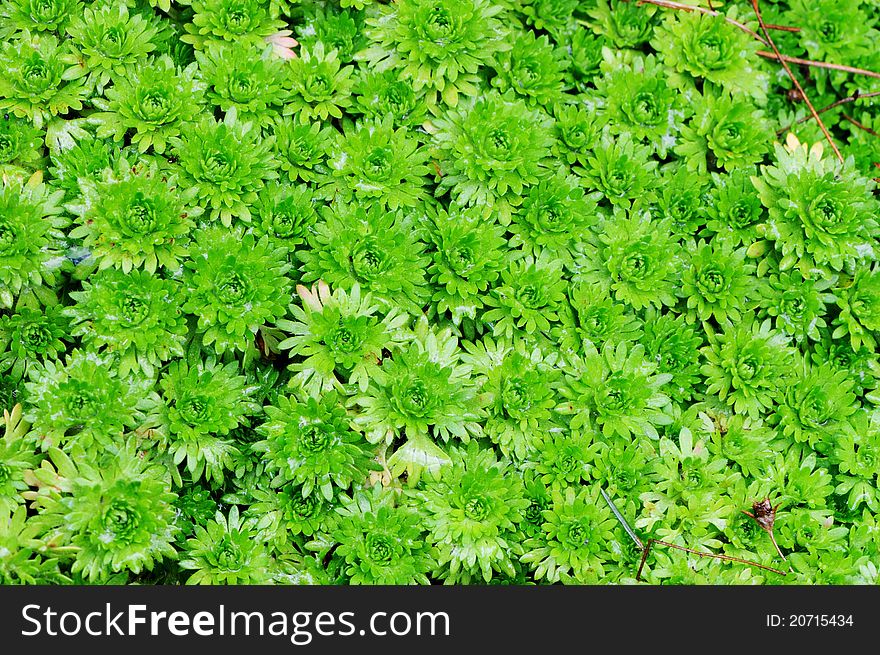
[1, 0, 880, 585]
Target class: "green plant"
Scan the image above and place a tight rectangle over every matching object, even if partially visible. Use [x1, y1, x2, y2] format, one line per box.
[4, 0, 880, 589]
[67, 158, 198, 273]
[183, 226, 291, 355]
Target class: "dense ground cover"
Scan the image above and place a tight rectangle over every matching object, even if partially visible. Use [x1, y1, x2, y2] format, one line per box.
[1, 0, 880, 585]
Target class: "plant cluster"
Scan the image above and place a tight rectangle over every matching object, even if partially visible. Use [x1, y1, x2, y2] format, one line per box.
[2, 0, 880, 586]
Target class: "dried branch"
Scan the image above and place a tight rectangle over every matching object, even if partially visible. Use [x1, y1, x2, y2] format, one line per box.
[841, 113, 880, 139]
[636, 538, 789, 581]
[636, 0, 769, 44]
[777, 90, 880, 136]
[756, 50, 880, 80]
[764, 23, 800, 33]
[636, 0, 880, 83]
[750, 0, 843, 163]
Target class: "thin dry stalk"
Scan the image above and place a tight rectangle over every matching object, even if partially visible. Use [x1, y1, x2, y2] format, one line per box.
[635, 538, 789, 581]
[777, 90, 880, 135]
[636, 0, 768, 44]
[750, 0, 843, 162]
[841, 112, 880, 139]
[756, 50, 880, 80]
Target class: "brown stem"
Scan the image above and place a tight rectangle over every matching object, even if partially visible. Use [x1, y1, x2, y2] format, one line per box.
[635, 0, 880, 82]
[636, 537, 788, 581]
[777, 90, 880, 135]
[751, 1, 843, 163]
[635, 0, 769, 44]
[764, 23, 800, 33]
[659, 539, 788, 575]
[841, 112, 880, 139]
[636, 539, 654, 582]
[756, 50, 880, 80]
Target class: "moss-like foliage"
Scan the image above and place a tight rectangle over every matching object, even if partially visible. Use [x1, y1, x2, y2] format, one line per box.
[3, 0, 880, 588]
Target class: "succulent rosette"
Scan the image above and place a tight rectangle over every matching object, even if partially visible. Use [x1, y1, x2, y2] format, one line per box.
[23, 349, 154, 450]
[652, 7, 767, 100]
[483, 253, 568, 340]
[297, 6, 365, 62]
[577, 132, 658, 208]
[350, 319, 481, 446]
[47, 136, 115, 197]
[0, 114, 43, 176]
[254, 392, 375, 499]
[522, 486, 616, 583]
[1, 0, 81, 35]
[752, 136, 879, 273]
[415, 443, 529, 583]
[508, 172, 599, 263]
[271, 117, 336, 184]
[759, 271, 834, 343]
[555, 281, 643, 354]
[0, 306, 68, 381]
[833, 265, 880, 350]
[0, 32, 86, 128]
[2, 172, 67, 302]
[575, 210, 680, 310]
[277, 281, 408, 395]
[30, 443, 178, 582]
[358, 0, 509, 106]
[701, 318, 796, 418]
[491, 30, 567, 108]
[351, 69, 427, 128]
[773, 359, 858, 451]
[332, 488, 433, 585]
[588, 0, 657, 50]
[67, 158, 198, 273]
[94, 55, 205, 154]
[425, 204, 508, 323]
[326, 115, 431, 210]
[182, 0, 285, 50]
[832, 411, 880, 513]
[183, 226, 291, 355]
[171, 108, 277, 226]
[64, 268, 187, 377]
[251, 181, 318, 255]
[284, 41, 355, 121]
[431, 90, 555, 219]
[153, 358, 255, 484]
[599, 54, 681, 155]
[65, 1, 165, 93]
[704, 167, 765, 247]
[179, 506, 273, 584]
[676, 89, 772, 173]
[640, 309, 703, 404]
[196, 41, 285, 127]
[561, 341, 674, 439]
[461, 336, 563, 459]
[551, 102, 606, 168]
[299, 202, 430, 314]
[679, 239, 758, 324]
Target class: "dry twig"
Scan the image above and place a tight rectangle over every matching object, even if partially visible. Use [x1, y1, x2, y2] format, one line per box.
[636, 0, 768, 44]
[750, 0, 843, 162]
[636, 538, 789, 581]
[756, 50, 880, 80]
[598, 488, 788, 582]
[777, 90, 880, 135]
[841, 113, 880, 139]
